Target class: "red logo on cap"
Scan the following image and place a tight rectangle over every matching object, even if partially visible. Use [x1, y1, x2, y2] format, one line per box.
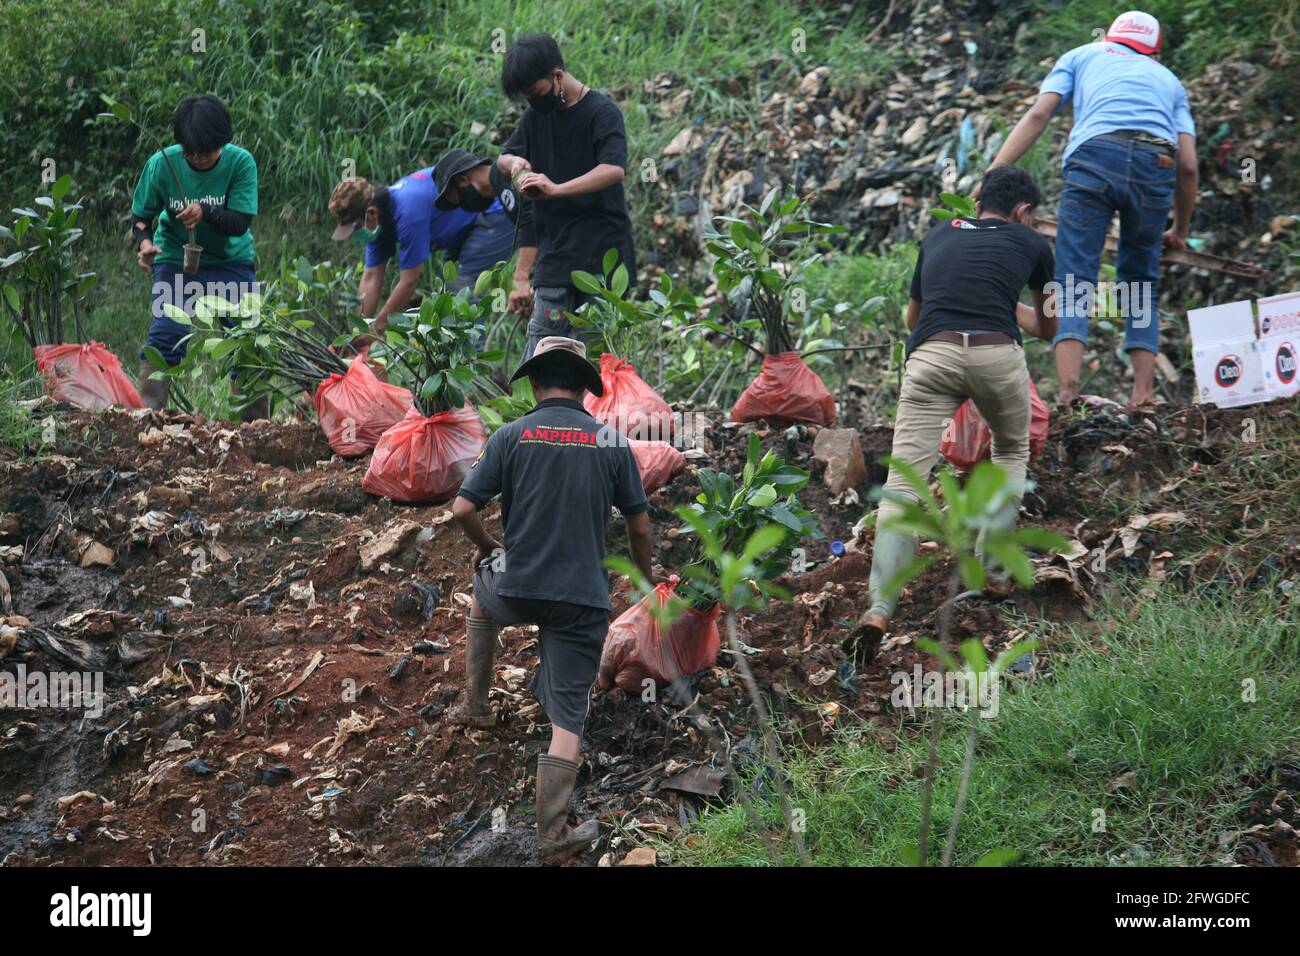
[1113, 16, 1155, 35]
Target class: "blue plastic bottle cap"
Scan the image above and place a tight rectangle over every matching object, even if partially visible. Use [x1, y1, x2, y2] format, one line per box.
[830, 540, 845, 557]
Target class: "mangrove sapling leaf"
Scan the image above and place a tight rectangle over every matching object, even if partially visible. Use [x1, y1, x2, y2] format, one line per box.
[366, 273, 499, 417]
[0, 179, 98, 347]
[673, 439, 820, 611]
[865, 460, 1065, 865]
[707, 190, 843, 357]
[933, 191, 979, 221]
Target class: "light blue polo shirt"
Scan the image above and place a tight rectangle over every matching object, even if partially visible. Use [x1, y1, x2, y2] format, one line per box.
[1041, 41, 1196, 163]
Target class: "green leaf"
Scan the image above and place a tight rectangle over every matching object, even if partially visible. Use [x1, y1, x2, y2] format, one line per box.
[746, 483, 777, 509]
[958, 637, 988, 674]
[50, 174, 74, 203]
[984, 540, 1035, 587]
[958, 554, 986, 591]
[571, 270, 604, 295]
[100, 95, 133, 123]
[611, 263, 629, 298]
[992, 639, 1039, 676]
[915, 637, 960, 671]
[141, 346, 171, 371]
[161, 303, 191, 325]
[419, 373, 444, 398]
[973, 848, 1019, 867]
[1011, 527, 1070, 553]
[765, 503, 807, 533]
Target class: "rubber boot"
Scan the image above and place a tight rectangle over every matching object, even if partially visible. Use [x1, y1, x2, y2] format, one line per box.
[138, 360, 170, 411]
[976, 496, 1021, 597]
[449, 616, 498, 727]
[844, 518, 917, 665]
[535, 754, 599, 865]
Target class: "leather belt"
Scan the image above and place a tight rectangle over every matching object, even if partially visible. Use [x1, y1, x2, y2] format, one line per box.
[1096, 130, 1177, 155]
[927, 331, 1016, 347]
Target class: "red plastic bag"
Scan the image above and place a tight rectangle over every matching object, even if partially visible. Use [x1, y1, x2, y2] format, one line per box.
[939, 378, 1050, 471]
[629, 438, 686, 492]
[730, 351, 835, 426]
[598, 580, 721, 692]
[361, 405, 487, 504]
[583, 353, 673, 440]
[313, 357, 413, 458]
[33, 343, 143, 411]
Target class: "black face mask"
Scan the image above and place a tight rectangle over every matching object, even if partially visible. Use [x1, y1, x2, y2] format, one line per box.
[527, 79, 563, 114]
[458, 184, 492, 212]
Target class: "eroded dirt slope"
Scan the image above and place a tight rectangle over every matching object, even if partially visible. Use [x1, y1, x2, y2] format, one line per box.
[0, 398, 1295, 866]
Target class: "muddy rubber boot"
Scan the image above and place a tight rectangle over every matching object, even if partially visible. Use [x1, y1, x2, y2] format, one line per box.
[844, 519, 917, 665]
[975, 497, 1021, 598]
[847, 610, 890, 665]
[449, 616, 498, 727]
[138, 360, 170, 411]
[535, 754, 598, 866]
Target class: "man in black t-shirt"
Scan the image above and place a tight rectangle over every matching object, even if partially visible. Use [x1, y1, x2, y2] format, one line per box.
[451, 336, 661, 864]
[434, 147, 538, 317]
[494, 33, 637, 361]
[846, 166, 1058, 665]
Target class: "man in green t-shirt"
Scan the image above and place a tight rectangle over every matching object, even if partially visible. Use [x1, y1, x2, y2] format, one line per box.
[131, 94, 263, 419]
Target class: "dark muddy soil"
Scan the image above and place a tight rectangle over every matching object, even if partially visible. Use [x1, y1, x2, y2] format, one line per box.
[0, 397, 1295, 866]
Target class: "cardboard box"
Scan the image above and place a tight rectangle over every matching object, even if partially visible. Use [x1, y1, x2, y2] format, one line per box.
[1192, 339, 1265, 407]
[1256, 291, 1300, 398]
[1187, 300, 1266, 407]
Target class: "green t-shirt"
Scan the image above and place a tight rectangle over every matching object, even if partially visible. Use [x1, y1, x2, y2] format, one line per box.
[131, 144, 258, 267]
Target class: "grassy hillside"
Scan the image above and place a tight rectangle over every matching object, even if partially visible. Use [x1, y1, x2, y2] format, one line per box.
[1, 0, 1295, 415]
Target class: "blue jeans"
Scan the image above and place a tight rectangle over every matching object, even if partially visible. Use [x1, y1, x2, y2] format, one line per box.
[143, 260, 256, 367]
[523, 285, 594, 361]
[1052, 136, 1175, 355]
[448, 209, 516, 295]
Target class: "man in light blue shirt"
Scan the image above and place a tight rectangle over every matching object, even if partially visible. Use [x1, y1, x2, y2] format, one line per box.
[981, 10, 1198, 407]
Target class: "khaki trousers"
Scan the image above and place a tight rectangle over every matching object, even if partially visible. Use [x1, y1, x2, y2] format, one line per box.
[868, 338, 1031, 617]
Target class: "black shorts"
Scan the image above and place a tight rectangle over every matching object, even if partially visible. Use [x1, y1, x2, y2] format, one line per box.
[472, 562, 610, 736]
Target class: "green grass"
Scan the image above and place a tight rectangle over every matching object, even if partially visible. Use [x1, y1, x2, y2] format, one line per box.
[0, 367, 49, 456]
[0, 0, 886, 215]
[671, 585, 1300, 865]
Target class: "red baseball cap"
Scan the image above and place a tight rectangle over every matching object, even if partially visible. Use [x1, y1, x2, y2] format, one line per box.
[1106, 11, 1162, 55]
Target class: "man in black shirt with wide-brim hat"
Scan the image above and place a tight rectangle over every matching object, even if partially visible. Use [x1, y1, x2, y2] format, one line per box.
[451, 335, 663, 864]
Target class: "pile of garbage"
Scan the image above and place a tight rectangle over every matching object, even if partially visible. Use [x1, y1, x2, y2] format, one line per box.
[645, 1, 1297, 312]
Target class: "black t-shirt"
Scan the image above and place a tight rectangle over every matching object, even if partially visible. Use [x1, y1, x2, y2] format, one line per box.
[456, 398, 648, 610]
[502, 90, 637, 289]
[488, 163, 538, 248]
[906, 217, 1054, 357]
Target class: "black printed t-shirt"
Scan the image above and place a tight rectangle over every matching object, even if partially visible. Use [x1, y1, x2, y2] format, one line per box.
[906, 217, 1054, 357]
[488, 163, 538, 247]
[501, 90, 636, 289]
[456, 398, 648, 610]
